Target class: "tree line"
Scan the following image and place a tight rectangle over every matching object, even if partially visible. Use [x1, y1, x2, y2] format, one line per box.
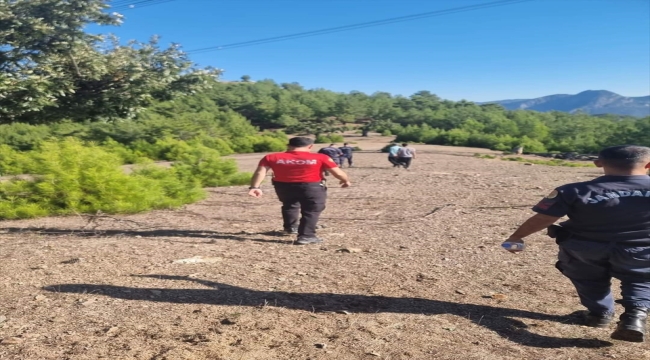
[202, 80, 649, 154]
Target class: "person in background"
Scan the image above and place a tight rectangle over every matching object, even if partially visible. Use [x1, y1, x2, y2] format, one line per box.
[318, 143, 344, 172]
[397, 143, 416, 169]
[249, 137, 351, 245]
[503, 145, 650, 343]
[339, 143, 355, 168]
[387, 143, 401, 167]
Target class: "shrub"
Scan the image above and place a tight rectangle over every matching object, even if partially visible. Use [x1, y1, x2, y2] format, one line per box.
[252, 136, 287, 152]
[315, 135, 330, 144]
[0, 145, 36, 175]
[101, 139, 141, 164]
[0, 139, 206, 219]
[315, 134, 344, 144]
[329, 134, 344, 143]
[193, 134, 235, 156]
[171, 144, 252, 187]
[0, 123, 51, 151]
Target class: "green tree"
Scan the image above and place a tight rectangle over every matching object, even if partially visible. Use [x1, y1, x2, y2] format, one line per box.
[0, 0, 218, 124]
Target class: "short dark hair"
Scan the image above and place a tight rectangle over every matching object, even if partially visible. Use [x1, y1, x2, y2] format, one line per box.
[329, 143, 335, 146]
[401, 143, 408, 147]
[343, 143, 348, 146]
[288, 137, 314, 148]
[598, 145, 650, 170]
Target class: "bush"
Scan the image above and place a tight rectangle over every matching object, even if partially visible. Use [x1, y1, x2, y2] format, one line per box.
[171, 144, 252, 187]
[315, 134, 344, 144]
[252, 136, 287, 152]
[0, 145, 36, 175]
[0, 139, 207, 219]
[101, 139, 142, 164]
[0, 123, 51, 151]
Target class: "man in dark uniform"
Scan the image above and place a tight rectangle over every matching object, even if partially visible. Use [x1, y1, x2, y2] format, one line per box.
[339, 143, 354, 168]
[504, 145, 650, 342]
[318, 143, 344, 168]
[248, 137, 351, 245]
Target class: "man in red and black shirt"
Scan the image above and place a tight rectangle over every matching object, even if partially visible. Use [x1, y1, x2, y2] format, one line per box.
[248, 137, 351, 245]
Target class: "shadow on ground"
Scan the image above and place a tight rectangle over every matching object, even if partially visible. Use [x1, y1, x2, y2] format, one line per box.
[44, 275, 613, 349]
[1, 227, 293, 244]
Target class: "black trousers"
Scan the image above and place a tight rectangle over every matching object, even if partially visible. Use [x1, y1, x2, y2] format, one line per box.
[398, 157, 412, 169]
[273, 181, 327, 237]
[344, 156, 353, 166]
[388, 156, 400, 166]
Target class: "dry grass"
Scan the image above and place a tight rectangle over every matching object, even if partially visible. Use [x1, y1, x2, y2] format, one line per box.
[0, 136, 647, 360]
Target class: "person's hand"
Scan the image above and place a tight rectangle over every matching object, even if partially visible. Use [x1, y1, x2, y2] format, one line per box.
[248, 188, 263, 198]
[503, 238, 525, 254]
[340, 180, 351, 188]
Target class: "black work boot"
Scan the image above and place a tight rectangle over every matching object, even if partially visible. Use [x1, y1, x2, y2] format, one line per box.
[284, 227, 298, 235]
[585, 312, 614, 328]
[611, 307, 648, 343]
[294, 236, 323, 245]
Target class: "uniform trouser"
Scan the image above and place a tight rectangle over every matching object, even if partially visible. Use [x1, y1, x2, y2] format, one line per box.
[556, 238, 650, 315]
[343, 156, 352, 167]
[398, 157, 412, 169]
[388, 156, 400, 166]
[273, 181, 327, 238]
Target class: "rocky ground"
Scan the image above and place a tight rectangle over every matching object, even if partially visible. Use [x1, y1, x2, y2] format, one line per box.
[1, 136, 648, 360]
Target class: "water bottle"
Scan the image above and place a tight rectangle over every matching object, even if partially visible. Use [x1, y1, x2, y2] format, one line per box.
[502, 241, 525, 251]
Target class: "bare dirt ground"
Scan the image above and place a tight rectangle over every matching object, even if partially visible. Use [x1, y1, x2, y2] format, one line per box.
[1, 136, 648, 360]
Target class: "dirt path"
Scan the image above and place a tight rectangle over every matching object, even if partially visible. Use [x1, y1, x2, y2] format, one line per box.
[1, 142, 645, 360]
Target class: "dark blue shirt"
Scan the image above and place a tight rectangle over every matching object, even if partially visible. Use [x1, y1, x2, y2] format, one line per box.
[318, 146, 342, 159]
[339, 146, 354, 157]
[533, 175, 650, 243]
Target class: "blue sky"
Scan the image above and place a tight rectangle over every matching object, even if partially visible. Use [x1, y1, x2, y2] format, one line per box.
[99, 0, 650, 101]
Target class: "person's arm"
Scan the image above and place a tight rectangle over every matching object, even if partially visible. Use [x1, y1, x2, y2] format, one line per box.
[328, 167, 351, 187]
[507, 214, 561, 241]
[248, 166, 268, 197]
[412, 148, 416, 159]
[505, 188, 569, 252]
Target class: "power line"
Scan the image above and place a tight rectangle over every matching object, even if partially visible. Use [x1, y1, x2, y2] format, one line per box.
[110, 0, 179, 12]
[187, 0, 535, 54]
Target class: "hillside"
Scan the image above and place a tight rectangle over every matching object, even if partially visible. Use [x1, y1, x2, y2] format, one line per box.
[484, 90, 650, 117]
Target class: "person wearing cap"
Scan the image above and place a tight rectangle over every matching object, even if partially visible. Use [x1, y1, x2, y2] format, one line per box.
[503, 145, 650, 343]
[248, 137, 352, 245]
[338, 143, 355, 168]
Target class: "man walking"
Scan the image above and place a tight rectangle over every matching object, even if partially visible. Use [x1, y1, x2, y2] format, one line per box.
[503, 145, 650, 342]
[318, 143, 345, 171]
[318, 143, 344, 167]
[387, 143, 401, 167]
[397, 143, 416, 169]
[339, 143, 355, 168]
[248, 137, 351, 245]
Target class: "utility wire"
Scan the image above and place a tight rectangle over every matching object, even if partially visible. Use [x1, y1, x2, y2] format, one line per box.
[110, 0, 179, 12]
[187, 0, 535, 53]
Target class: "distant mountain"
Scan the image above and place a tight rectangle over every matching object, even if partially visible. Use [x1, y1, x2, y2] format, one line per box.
[482, 90, 650, 117]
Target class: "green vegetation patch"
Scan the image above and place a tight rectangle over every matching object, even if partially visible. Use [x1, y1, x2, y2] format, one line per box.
[474, 153, 595, 167]
[0, 138, 253, 220]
